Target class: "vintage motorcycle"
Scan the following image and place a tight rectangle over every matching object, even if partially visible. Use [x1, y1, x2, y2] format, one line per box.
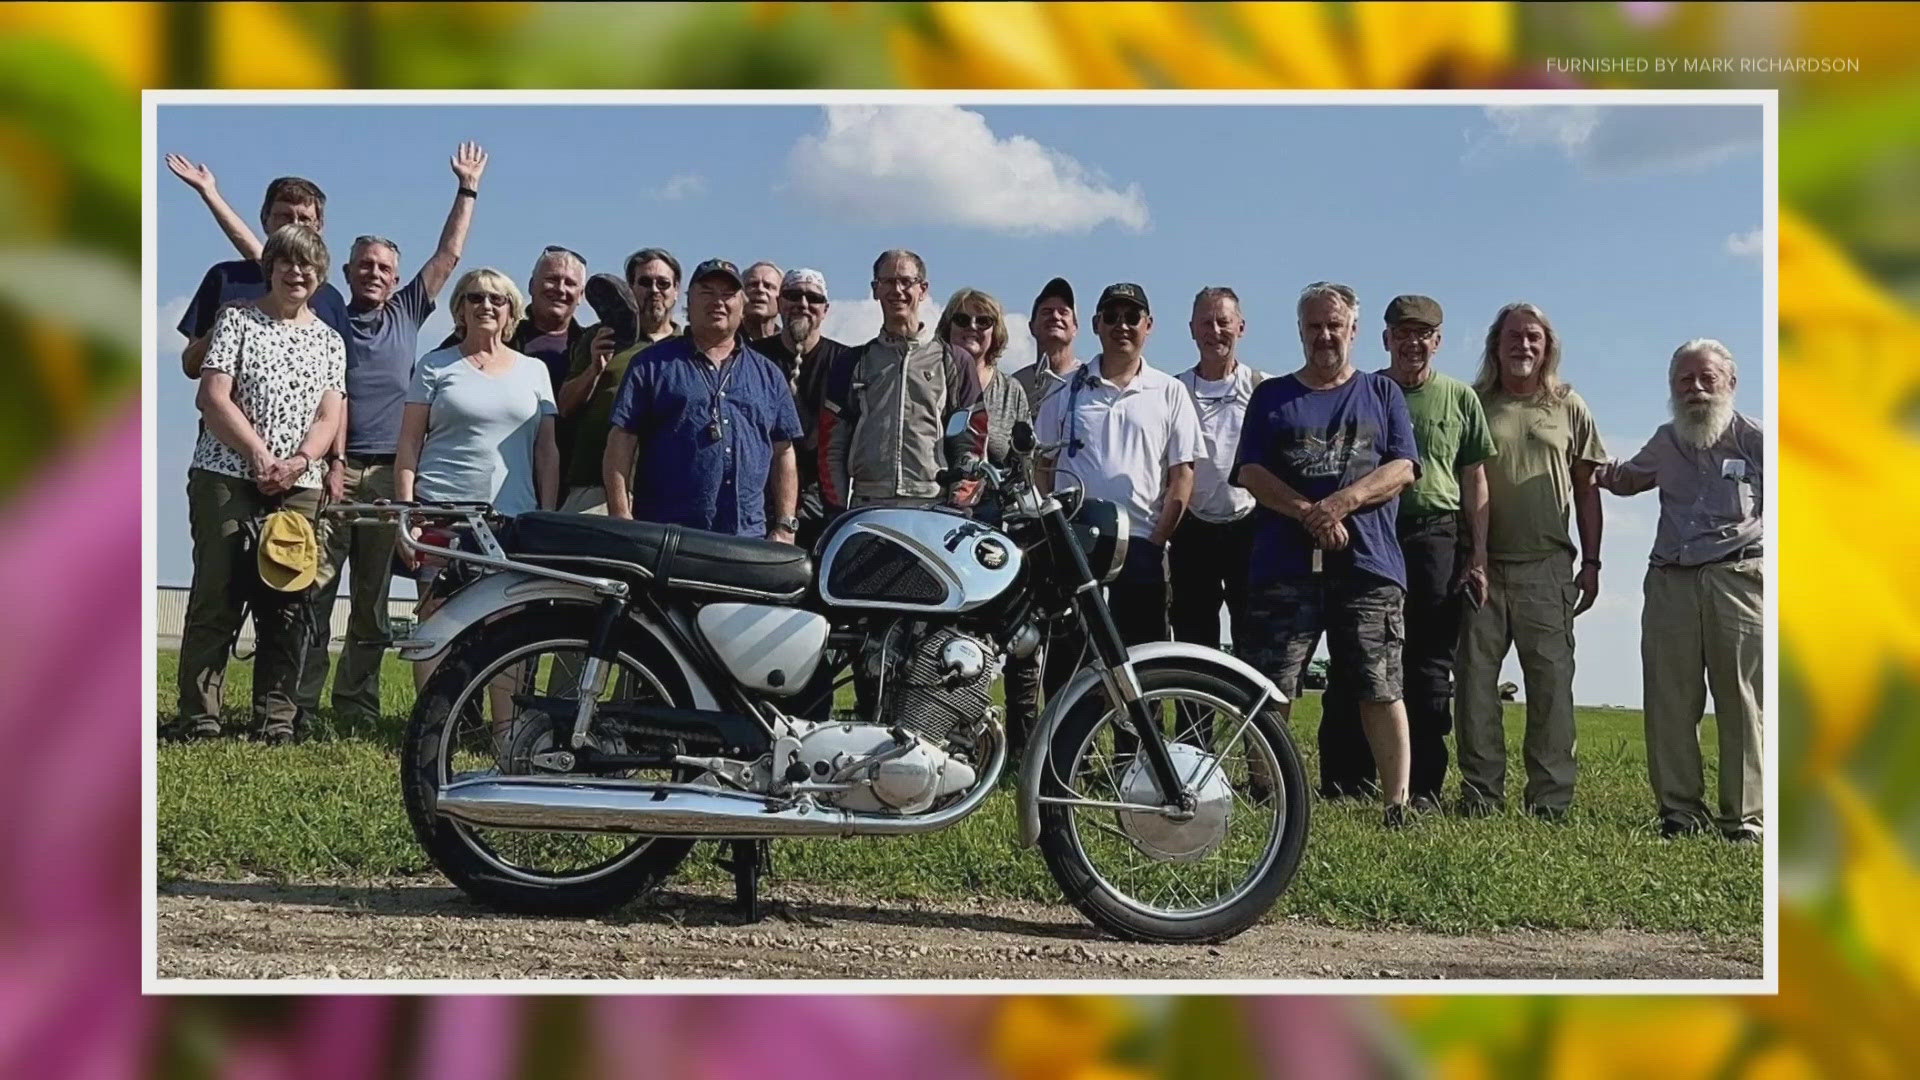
[333, 418, 1307, 943]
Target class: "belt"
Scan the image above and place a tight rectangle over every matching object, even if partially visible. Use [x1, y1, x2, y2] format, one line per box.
[347, 452, 397, 465]
[1707, 543, 1763, 565]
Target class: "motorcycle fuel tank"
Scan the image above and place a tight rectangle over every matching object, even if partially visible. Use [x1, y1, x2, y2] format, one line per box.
[817, 507, 1022, 614]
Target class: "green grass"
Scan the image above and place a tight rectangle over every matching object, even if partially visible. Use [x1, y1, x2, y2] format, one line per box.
[156, 651, 1762, 948]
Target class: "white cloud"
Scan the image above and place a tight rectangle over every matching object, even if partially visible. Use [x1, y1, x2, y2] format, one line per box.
[1725, 228, 1764, 258]
[787, 105, 1149, 235]
[1473, 105, 1760, 177]
[159, 295, 190, 350]
[644, 173, 705, 200]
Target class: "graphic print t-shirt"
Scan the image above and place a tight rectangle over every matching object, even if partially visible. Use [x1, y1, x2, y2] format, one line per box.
[1231, 370, 1420, 587]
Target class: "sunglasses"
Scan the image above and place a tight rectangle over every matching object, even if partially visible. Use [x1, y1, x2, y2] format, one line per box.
[632, 275, 676, 293]
[780, 288, 828, 305]
[463, 291, 509, 308]
[1099, 306, 1146, 327]
[950, 313, 998, 331]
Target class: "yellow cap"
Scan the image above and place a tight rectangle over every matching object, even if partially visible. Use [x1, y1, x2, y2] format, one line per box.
[257, 509, 319, 592]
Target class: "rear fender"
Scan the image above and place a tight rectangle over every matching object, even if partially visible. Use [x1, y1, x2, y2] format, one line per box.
[1014, 642, 1285, 847]
[397, 571, 721, 710]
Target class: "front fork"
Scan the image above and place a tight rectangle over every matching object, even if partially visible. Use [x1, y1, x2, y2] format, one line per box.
[1044, 510, 1194, 811]
[569, 593, 629, 748]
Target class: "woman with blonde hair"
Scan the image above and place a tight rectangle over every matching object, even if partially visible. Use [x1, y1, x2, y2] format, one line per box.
[936, 287, 1029, 475]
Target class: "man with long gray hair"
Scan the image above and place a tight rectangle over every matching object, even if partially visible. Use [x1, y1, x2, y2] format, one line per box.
[1595, 339, 1762, 841]
[1455, 301, 1606, 821]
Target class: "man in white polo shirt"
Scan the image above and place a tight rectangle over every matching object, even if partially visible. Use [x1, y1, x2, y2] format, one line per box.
[1171, 286, 1266, 655]
[1035, 282, 1202, 693]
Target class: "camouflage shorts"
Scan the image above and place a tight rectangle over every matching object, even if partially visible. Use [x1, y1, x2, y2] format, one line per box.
[1243, 572, 1406, 703]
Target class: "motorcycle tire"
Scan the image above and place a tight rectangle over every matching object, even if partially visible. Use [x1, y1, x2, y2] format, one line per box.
[1036, 665, 1309, 944]
[400, 604, 699, 917]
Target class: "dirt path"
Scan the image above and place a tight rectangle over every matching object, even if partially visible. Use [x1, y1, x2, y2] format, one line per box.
[156, 878, 1760, 982]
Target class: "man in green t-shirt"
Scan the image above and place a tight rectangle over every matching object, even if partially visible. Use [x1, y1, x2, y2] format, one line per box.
[1456, 302, 1607, 820]
[1319, 295, 1495, 810]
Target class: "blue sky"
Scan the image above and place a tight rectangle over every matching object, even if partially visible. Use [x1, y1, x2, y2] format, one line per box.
[153, 102, 1764, 707]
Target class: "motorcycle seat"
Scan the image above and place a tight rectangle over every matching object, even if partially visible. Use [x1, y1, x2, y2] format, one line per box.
[504, 512, 813, 602]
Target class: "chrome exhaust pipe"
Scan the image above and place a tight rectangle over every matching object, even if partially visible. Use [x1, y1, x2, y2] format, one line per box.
[436, 730, 1007, 839]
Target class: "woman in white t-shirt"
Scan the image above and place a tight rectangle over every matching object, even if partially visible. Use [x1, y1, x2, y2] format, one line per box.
[177, 224, 346, 744]
[394, 267, 558, 701]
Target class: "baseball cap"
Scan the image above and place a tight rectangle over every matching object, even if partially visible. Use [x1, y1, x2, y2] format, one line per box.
[1384, 294, 1444, 327]
[1095, 282, 1150, 314]
[782, 267, 828, 295]
[257, 509, 319, 592]
[691, 258, 744, 287]
[1032, 276, 1075, 315]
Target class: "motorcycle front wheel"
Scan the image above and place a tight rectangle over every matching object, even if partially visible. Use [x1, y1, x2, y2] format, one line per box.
[1036, 666, 1309, 943]
[400, 605, 699, 917]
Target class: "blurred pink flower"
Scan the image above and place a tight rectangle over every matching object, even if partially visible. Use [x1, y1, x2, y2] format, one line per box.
[1621, 2, 1677, 27]
[0, 411, 146, 1079]
[1249, 999, 1376, 1079]
[592, 997, 991, 1079]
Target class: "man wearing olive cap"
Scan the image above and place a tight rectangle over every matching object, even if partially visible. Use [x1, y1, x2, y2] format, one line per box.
[1321, 295, 1496, 810]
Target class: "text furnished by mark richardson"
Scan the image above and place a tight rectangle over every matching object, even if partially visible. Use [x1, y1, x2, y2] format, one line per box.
[1547, 56, 1862, 74]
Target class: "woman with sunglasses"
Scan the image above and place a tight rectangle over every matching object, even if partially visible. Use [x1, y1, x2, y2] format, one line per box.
[936, 287, 1030, 502]
[396, 269, 559, 614]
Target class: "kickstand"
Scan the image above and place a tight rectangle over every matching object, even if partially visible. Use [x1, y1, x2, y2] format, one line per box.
[718, 839, 771, 922]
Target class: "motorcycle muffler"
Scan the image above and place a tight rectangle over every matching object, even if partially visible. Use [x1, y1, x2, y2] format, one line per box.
[435, 742, 1005, 839]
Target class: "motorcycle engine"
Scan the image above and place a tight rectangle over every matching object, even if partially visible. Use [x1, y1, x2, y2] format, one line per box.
[868, 624, 1004, 745]
[789, 722, 978, 814]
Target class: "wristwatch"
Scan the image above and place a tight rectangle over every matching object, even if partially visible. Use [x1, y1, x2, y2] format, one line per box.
[772, 516, 800, 533]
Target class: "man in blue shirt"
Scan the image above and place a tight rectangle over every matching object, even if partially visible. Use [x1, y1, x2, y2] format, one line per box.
[167, 164, 350, 372]
[1232, 282, 1421, 828]
[604, 259, 804, 541]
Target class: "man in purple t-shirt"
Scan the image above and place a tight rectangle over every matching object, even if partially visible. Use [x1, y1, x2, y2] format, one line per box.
[1231, 282, 1421, 828]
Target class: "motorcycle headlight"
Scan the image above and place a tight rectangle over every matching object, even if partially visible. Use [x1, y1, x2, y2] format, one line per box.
[1068, 498, 1130, 585]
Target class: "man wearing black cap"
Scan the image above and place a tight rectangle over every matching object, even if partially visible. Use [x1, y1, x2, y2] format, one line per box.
[1012, 277, 1082, 421]
[602, 258, 803, 540]
[1034, 283, 1202, 692]
[1320, 295, 1497, 810]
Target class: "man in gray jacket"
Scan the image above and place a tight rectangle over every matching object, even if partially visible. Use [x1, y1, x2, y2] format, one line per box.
[822, 249, 984, 508]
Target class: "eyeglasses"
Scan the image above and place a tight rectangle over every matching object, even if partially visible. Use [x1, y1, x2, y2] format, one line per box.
[1099, 307, 1146, 327]
[875, 275, 925, 293]
[780, 288, 828, 305]
[633, 275, 676, 293]
[1389, 325, 1441, 343]
[950, 313, 997, 331]
[463, 291, 509, 308]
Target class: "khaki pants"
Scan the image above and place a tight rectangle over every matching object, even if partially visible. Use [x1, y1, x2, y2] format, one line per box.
[296, 459, 398, 724]
[1455, 554, 1579, 813]
[560, 485, 609, 515]
[1642, 559, 1764, 834]
[177, 469, 329, 735]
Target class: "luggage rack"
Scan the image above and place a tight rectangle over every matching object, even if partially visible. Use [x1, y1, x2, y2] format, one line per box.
[323, 500, 630, 599]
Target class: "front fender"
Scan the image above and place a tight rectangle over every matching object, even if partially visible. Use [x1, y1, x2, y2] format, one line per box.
[1014, 641, 1285, 847]
[396, 571, 721, 710]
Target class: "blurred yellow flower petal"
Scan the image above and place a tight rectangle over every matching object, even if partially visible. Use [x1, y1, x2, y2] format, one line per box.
[0, 1, 160, 87]
[992, 996, 1135, 1080]
[24, 320, 85, 432]
[1053, 2, 1276, 88]
[1227, 1, 1357, 87]
[1352, 1, 1513, 88]
[1780, 211, 1920, 416]
[920, 3, 1085, 88]
[1826, 776, 1920, 991]
[1547, 1001, 1742, 1080]
[1778, 366, 1920, 758]
[1744, 1044, 1822, 1080]
[1790, 1, 1920, 85]
[213, 2, 337, 88]
[0, 120, 68, 236]
[1745, 912, 1920, 1078]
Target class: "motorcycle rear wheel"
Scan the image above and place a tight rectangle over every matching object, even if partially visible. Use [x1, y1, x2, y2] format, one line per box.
[400, 605, 699, 917]
[1036, 666, 1309, 943]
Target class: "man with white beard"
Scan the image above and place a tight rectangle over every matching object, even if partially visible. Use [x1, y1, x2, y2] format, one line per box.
[1595, 340, 1763, 842]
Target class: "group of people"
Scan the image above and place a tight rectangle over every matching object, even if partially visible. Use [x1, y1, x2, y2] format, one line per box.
[167, 145, 1764, 843]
